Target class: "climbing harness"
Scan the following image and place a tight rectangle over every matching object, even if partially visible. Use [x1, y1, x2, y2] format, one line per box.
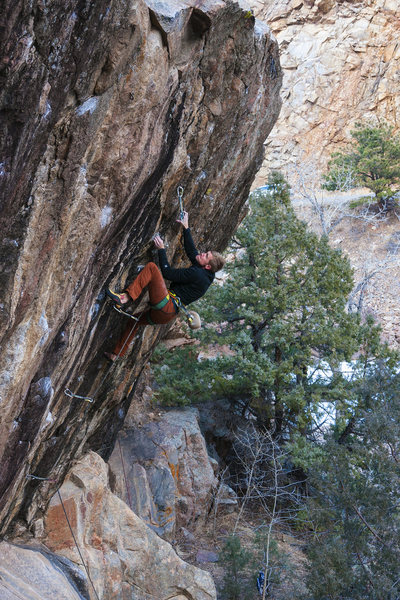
[177, 185, 185, 219]
[57, 489, 101, 600]
[150, 293, 172, 311]
[146, 289, 192, 324]
[145, 292, 176, 326]
[168, 290, 196, 327]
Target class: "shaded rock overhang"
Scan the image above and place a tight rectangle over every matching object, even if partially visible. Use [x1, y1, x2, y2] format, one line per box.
[0, 0, 282, 536]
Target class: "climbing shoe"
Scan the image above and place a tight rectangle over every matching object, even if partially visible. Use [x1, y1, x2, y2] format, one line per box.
[104, 351, 117, 362]
[106, 288, 128, 306]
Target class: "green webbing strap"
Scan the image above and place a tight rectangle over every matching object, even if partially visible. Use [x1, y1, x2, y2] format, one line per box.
[150, 294, 170, 310]
[148, 292, 179, 325]
[147, 292, 193, 326]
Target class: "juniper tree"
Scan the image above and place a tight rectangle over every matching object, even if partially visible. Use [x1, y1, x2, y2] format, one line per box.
[323, 122, 400, 211]
[154, 172, 386, 437]
[219, 534, 254, 600]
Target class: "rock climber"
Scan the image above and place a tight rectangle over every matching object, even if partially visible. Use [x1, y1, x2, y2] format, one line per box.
[104, 211, 225, 361]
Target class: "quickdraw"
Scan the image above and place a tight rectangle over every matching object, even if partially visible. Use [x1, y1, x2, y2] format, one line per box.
[26, 474, 57, 482]
[112, 304, 140, 320]
[177, 186, 185, 219]
[63, 189, 189, 405]
[64, 301, 145, 404]
[64, 388, 94, 403]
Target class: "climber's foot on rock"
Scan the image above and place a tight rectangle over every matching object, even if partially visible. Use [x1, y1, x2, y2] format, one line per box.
[106, 288, 129, 305]
[104, 351, 117, 362]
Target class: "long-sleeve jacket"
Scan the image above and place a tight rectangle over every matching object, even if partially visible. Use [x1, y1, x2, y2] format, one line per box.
[158, 228, 215, 305]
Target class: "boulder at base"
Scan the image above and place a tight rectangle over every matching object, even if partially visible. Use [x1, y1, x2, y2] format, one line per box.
[0, 541, 89, 600]
[43, 451, 216, 600]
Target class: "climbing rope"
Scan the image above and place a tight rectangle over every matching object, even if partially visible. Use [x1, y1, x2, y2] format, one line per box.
[177, 186, 185, 219]
[64, 186, 188, 403]
[23, 475, 100, 599]
[57, 489, 101, 600]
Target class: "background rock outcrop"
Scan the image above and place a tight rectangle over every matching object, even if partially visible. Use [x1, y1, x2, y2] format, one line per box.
[108, 407, 217, 539]
[0, 0, 281, 536]
[250, 0, 400, 185]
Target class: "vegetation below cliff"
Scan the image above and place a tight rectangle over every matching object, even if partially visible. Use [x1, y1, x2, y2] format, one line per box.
[152, 175, 400, 599]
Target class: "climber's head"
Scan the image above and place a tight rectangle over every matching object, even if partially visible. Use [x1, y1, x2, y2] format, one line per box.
[196, 251, 225, 272]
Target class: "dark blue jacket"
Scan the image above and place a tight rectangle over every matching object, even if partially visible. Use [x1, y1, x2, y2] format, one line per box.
[158, 228, 214, 305]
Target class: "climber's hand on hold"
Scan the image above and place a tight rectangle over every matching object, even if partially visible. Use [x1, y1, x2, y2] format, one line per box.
[177, 211, 189, 229]
[153, 235, 165, 249]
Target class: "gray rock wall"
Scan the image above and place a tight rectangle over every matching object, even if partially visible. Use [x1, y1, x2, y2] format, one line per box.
[109, 408, 217, 539]
[0, 541, 89, 600]
[0, 1, 281, 535]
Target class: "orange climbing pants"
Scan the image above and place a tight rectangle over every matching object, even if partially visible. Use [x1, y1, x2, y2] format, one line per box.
[112, 262, 177, 357]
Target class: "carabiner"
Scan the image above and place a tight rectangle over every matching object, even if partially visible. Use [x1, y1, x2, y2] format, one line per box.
[177, 186, 185, 219]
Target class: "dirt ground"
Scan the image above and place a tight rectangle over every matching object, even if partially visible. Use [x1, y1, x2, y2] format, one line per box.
[173, 507, 308, 600]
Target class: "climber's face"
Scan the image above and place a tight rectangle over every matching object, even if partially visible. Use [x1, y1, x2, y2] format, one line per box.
[196, 251, 213, 270]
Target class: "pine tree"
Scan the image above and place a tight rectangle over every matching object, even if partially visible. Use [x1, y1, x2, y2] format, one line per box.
[154, 172, 387, 438]
[219, 534, 254, 600]
[323, 122, 400, 211]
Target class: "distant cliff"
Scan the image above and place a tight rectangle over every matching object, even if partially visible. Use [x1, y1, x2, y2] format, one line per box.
[0, 0, 281, 544]
[250, 0, 400, 185]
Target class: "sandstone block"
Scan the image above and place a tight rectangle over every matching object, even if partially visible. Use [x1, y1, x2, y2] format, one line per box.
[44, 451, 217, 600]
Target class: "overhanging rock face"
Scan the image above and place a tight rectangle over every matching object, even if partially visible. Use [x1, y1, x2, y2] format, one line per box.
[0, 0, 281, 535]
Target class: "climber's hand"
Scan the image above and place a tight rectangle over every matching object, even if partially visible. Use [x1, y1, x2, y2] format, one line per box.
[177, 211, 189, 229]
[153, 235, 165, 249]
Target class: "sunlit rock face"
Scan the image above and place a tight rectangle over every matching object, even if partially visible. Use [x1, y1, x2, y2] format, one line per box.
[0, 1, 281, 535]
[250, 0, 400, 185]
[0, 541, 89, 600]
[43, 452, 217, 600]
